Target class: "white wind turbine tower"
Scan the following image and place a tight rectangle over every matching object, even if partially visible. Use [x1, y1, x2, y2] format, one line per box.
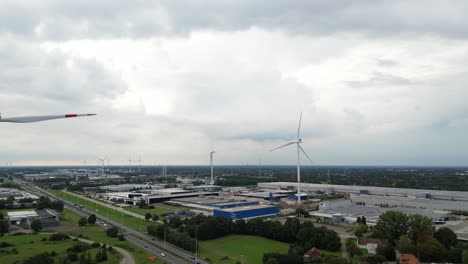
[82, 160, 87, 176]
[106, 158, 110, 172]
[137, 157, 142, 173]
[269, 113, 313, 205]
[209, 151, 215, 185]
[128, 158, 132, 173]
[97, 157, 106, 177]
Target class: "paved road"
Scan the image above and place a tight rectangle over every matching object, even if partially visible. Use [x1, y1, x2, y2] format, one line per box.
[15, 178, 206, 264]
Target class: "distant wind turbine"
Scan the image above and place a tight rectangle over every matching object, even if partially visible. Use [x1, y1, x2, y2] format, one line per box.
[210, 151, 215, 185]
[137, 157, 142, 172]
[0, 113, 96, 123]
[269, 112, 313, 204]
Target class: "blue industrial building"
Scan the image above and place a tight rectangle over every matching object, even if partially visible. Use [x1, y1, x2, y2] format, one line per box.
[210, 201, 259, 209]
[214, 205, 279, 220]
[288, 193, 308, 201]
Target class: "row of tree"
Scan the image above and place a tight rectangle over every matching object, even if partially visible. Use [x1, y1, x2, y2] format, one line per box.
[372, 211, 464, 263]
[36, 196, 64, 212]
[148, 215, 342, 254]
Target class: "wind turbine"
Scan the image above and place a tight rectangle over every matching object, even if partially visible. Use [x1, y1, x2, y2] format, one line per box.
[137, 157, 142, 173]
[0, 113, 96, 123]
[128, 158, 132, 173]
[269, 113, 313, 204]
[97, 157, 106, 177]
[210, 151, 215, 185]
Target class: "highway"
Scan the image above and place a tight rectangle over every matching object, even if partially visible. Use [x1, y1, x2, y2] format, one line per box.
[15, 178, 205, 264]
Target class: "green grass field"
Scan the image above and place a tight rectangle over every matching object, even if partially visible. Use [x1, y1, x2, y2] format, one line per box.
[50, 190, 151, 232]
[127, 203, 189, 218]
[199, 235, 289, 264]
[0, 233, 121, 264]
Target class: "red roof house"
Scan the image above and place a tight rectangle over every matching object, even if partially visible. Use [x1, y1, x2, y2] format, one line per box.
[304, 247, 321, 259]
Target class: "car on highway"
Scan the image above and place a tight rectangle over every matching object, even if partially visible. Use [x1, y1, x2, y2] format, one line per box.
[161, 253, 166, 257]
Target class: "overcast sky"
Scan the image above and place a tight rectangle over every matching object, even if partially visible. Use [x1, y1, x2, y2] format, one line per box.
[1, 0, 468, 166]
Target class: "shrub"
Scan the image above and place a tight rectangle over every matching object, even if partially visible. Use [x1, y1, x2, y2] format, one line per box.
[66, 242, 91, 253]
[91, 242, 101, 248]
[0, 241, 15, 248]
[67, 252, 78, 261]
[49, 233, 70, 241]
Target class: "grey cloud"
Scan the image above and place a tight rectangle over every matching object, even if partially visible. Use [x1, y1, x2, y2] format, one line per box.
[376, 59, 398, 67]
[0, 38, 127, 108]
[345, 71, 414, 89]
[1, 1, 468, 40]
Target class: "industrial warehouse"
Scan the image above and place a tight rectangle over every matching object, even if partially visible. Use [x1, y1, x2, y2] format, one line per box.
[258, 182, 468, 211]
[313, 200, 449, 225]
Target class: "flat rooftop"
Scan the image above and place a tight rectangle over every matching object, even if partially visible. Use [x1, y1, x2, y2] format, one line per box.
[216, 204, 277, 212]
[259, 182, 468, 200]
[7, 210, 38, 217]
[317, 204, 449, 222]
[145, 191, 218, 199]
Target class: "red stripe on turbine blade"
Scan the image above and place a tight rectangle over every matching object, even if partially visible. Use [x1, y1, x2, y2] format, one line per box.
[65, 114, 78, 118]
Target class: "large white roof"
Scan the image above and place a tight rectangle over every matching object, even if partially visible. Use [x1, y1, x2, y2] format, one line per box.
[7, 210, 38, 217]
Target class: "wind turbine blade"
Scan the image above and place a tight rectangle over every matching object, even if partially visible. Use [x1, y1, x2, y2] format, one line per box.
[0, 113, 96, 123]
[297, 112, 303, 140]
[299, 145, 313, 164]
[269, 142, 296, 152]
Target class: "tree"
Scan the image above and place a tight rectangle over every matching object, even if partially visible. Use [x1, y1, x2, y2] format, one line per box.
[30, 219, 42, 232]
[87, 214, 97, 225]
[6, 195, 14, 208]
[434, 227, 457, 249]
[346, 242, 362, 257]
[168, 217, 182, 228]
[138, 199, 146, 208]
[145, 213, 152, 221]
[417, 237, 447, 262]
[78, 217, 87, 227]
[36, 196, 51, 210]
[354, 224, 368, 237]
[462, 250, 468, 264]
[106, 226, 119, 238]
[407, 214, 433, 242]
[101, 244, 108, 261]
[363, 255, 385, 264]
[264, 257, 280, 264]
[0, 219, 9, 234]
[321, 255, 348, 264]
[152, 214, 159, 222]
[296, 207, 309, 217]
[24, 252, 54, 264]
[376, 244, 396, 261]
[51, 200, 64, 212]
[448, 247, 463, 263]
[397, 235, 416, 254]
[373, 211, 408, 243]
[361, 216, 367, 225]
